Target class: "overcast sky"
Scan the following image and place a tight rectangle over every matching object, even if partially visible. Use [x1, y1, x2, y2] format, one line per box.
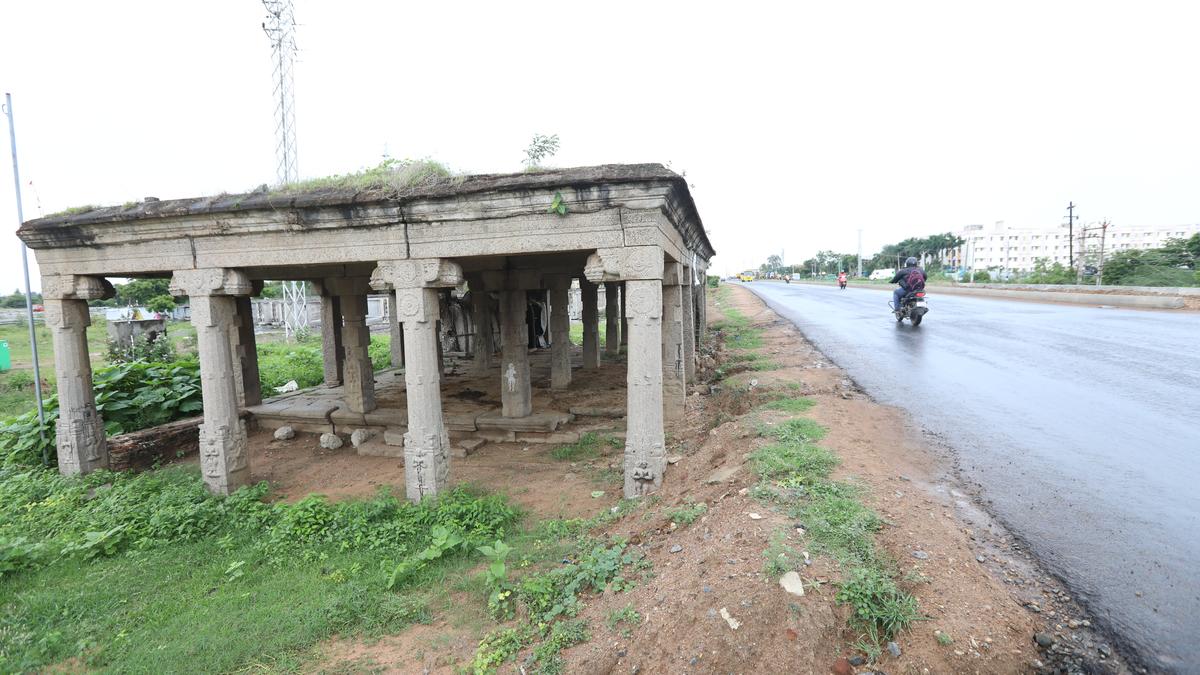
[2, 0, 1198, 288]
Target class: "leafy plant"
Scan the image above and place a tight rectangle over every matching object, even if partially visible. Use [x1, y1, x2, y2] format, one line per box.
[665, 500, 707, 526]
[836, 566, 921, 641]
[478, 539, 515, 619]
[605, 605, 642, 638]
[523, 133, 560, 169]
[386, 524, 467, 590]
[548, 191, 568, 216]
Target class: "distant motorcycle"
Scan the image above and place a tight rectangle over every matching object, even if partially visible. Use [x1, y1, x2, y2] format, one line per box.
[838, 279, 847, 289]
[891, 290, 929, 326]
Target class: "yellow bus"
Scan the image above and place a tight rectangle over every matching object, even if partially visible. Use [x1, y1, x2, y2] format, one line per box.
[738, 272, 755, 282]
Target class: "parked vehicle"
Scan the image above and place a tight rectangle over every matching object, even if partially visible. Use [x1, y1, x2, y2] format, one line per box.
[890, 290, 929, 326]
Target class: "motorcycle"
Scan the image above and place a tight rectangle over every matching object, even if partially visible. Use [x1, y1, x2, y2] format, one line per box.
[890, 290, 929, 326]
[838, 279, 847, 289]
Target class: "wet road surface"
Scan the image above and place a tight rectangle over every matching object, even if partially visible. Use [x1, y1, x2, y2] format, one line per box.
[743, 281, 1200, 671]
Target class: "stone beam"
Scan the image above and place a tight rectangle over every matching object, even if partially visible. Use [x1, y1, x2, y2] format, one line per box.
[169, 268, 252, 495]
[42, 274, 114, 476]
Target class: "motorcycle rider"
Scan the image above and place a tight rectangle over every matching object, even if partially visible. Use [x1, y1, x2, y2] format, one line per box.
[837, 271, 848, 288]
[889, 257, 926, 315]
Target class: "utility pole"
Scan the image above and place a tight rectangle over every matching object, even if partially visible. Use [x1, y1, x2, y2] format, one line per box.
[1097, 220, 1109, 286]
[4, 93, 48, 465]
[1066, 202, 1077, 281]
[857, 229, 863, 277]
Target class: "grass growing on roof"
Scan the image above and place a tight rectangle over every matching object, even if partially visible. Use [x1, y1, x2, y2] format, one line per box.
[270, 158, 456, 196]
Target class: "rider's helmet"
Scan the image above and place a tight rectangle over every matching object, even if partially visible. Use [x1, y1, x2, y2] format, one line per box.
[905, 257, 918, 267]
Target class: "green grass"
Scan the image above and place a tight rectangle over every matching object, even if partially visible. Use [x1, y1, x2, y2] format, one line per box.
[0, 464, 650, 673]
[270, 158, 455, 196]
[0, 467, 524, 672]
[664, 500, 707, 526]
[747, 403, 919, 649]
[605, 605, 642, 638]
[549, 432, 620, 461]
[760, 396, 816, 413]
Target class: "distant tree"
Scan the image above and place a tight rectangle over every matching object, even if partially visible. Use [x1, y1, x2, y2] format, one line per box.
[523, 133, 560, 170]
[116, 278, 171, 306]
[147, 295, 176, 314]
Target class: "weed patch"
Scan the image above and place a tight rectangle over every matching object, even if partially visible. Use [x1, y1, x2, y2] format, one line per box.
[664, 500, 707, 526]
[761, 396, 816, 413]
[745, 400, 919, 653]
[550, 432, 620, 462]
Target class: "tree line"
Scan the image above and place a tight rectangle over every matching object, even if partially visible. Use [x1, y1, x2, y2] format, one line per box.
[757, 233, 965, 277]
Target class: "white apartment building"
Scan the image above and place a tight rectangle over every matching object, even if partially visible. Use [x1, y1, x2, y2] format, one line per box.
[954, 221, 1200, 273]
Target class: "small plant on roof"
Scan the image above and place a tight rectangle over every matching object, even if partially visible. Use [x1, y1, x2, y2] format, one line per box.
[524, 133, 560, 170]
[549, 191, 568, 216]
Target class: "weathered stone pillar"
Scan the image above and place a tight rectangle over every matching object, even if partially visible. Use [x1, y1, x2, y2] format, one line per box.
[580, 279, 600, 369]
[604, 282, 620, 356]
[697, 276, 708, 346]
[319, 292, 344, 386]
[326, 278, 375, 414]
[661, 263, 686, 420]
[388, 295, 404, 368]
[680, 268, 696, 383]
[42, 275, 113, 476]
[548, 275, 572, 390]
[585, 246, 665, 498]
[499, 289, 532, 416]
[468, 276, 494, 374]
[233, 295, 262, 407]
[170, 269, 253, 495]
[620, 282, 628, 346]
[372, 259, 463, 501]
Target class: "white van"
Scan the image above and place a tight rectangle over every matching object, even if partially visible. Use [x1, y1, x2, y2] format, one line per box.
[868, 268, 895, 281]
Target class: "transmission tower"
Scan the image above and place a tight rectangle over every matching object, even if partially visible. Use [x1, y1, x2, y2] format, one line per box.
[262, 0, 298, 185]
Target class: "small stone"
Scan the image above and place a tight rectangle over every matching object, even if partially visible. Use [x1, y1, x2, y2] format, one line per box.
[669, 544, 683, 553]
[591, 491, 605, 499]
[849, 655, 866, 666]
[748, 512, 763, 520]
[779, 571, 805, 597]
[1034, 632, 1054, 649]
[831, 658, 853, 675]
[702, 585, 713, 593]
[912, 550, 929, 560]
[667, 455, 683, 464]
[718, 607, 741, 630]
[319, 432, 343, 450]
[350, 428, 374, 448]
[887, 641, 902, 657]
[976, 555, 987, 563]
[1098, 643, 1112, 657]
[273, 426, 295, 441]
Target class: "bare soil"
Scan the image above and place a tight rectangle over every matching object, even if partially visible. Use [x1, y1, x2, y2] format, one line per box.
[271, 284, 1130, 674]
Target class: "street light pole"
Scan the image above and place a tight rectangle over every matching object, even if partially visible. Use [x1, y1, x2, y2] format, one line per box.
[4, 93, 48, 465]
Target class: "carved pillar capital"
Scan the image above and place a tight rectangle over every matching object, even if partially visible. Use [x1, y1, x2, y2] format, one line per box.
[662, 262, 684, 286]
[320, 276, 373, 297]
[583, 246, 663, 284]
[371, 259, 463, 291]
[169, 268, 253, 297]
[41, 274, 114, 301]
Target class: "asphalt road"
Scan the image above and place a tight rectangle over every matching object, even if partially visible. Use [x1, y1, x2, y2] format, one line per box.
[743, 281, 1200, 672]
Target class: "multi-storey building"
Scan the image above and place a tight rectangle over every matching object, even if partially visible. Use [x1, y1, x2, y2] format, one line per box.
[953, 221, 1200, 274]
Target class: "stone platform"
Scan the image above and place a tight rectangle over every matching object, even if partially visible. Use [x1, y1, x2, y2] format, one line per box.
[246, 349, 628, 456]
